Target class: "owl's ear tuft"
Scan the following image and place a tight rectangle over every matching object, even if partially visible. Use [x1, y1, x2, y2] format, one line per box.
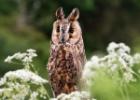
[68, 8, 80, 21]
[56, 7, 65, 20]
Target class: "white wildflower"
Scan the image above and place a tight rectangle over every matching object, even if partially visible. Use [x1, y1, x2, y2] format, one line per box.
[121, 53, 134, 67]
[12, 84, 30, 100]
[4, 56, 13, 63]
[107, 42, 118, 54]
[83, 67, 95, 79]
[27, 49, 36, 53]
[0, 69, 49, 99]
[4, 52, 27, 63]
[123, 72, 135, 83]
[83, 42, 140, 85]
[0, 88, 13, 94]
[51, 91, 94, 100]
[13, 52, 26, 60]
[4, 49, 37, 63]
[107, 42, 130, 54]
[0, 89, 5, 94]
[27, 49, 37, 58]
[22, 56, 30, 63]
[2, 69, 48, 84]
[85, 61, 94, 68]
[118, 57, 127, 68]
[4, 49, 37, 69]
[22, 49, 37, 66]
[91, 56, 100, 67]
[27, 50, 37, 58]
[133, 53, 140, 64]
[0, 77, 6, 86]
[50, 99, 57, 100]
[57, 93, 70, 100]
[30, 92, 38, 100]
[110, 64, 118, 71]
[119, 43, 130, 53]
[2, 49, 49, 99]
[82, 57, 98, 81]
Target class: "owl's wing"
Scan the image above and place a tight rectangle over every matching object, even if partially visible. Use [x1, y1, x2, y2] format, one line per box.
[80, 45, 87, 68]
[69, 37, 86, 78]
[47, 42, 58, 74]
[76, 37, 86, 68]
[80, 36, 87, 68]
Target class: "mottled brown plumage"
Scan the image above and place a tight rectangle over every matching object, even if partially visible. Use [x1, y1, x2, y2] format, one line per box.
[47, 7, 86, 96]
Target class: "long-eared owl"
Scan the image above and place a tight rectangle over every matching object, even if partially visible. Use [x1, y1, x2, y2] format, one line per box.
[47, 7, 86, 96]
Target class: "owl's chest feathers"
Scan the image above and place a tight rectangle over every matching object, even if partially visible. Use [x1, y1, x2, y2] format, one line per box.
[53, 44, 76, 70]
[48, 44, 81, 82]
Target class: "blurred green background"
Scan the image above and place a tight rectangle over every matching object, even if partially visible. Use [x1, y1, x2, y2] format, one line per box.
[0, 0, 140, 79]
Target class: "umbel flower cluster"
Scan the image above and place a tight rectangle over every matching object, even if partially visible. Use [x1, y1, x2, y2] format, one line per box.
[0, 49, 49, 100]
[82, 42, 140, 86]
[4, 49, 37, 69]
[50, 91, 96, 100]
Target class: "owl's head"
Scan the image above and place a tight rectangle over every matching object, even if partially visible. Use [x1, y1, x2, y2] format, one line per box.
[52, 7, 82, 44]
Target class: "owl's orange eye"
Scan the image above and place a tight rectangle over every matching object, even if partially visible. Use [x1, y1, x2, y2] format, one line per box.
[56, 26, 60, 32]
[69, 26, 74, 33]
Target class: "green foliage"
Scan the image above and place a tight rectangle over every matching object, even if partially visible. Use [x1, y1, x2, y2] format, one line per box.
[0, 0, 18, 15]
[90, 67, 140, 100]
[0, 27, 50, 77]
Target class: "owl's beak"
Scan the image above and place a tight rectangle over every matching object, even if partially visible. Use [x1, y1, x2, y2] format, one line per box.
[60, 33, 65, 43]
[60, 28, 66, 43]
[61, 36, 65, 43]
